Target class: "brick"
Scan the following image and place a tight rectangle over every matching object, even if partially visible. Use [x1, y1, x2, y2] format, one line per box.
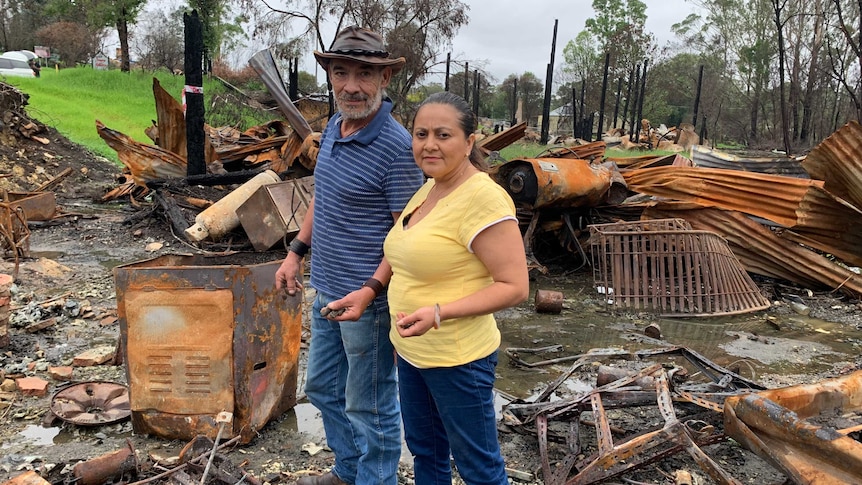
[16, 376, 49, 397]
[99, 315, 118, 326]
[48, 366, 73, 381]
[72, 346, 115, 367]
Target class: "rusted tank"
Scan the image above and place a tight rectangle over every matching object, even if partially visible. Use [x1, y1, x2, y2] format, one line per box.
[494, 158, 628, 209]
[113, 253, 302, 444]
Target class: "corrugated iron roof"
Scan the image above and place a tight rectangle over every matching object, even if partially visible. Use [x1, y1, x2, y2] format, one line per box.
[802, 120, 862, 211]
[623, 166, 862, 267]
[640, 203, 862, 296]
[691, 145, 809, 178]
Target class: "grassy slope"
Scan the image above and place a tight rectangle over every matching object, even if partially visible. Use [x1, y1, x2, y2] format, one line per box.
[4, 68, 670, 165]
[4, 67, 212, 164]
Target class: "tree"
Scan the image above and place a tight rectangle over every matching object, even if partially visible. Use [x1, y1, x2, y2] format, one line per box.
[35, 21, 101, 66]
[1, 0, 51, 52]
[134, 8, 184, 72]
[513, 72, 544, 127]
[70, 0, 146, 72]
[186, 0, 248, 70]
[584, 0, 654, 79]
[237, 0, 470, 121]
[672, 0, 776, 145]
[827, 0, 862, 123]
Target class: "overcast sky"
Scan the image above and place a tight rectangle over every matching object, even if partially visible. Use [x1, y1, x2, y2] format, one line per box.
[136, 0, 702, 85]
[440, 0, 702, 83]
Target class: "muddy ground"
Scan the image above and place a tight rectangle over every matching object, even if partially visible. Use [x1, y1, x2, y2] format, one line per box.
[2, 107, 862, 484]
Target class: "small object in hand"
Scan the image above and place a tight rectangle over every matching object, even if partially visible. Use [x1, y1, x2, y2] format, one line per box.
[320, 306, 345, 318]
[399, 321, 415, 329]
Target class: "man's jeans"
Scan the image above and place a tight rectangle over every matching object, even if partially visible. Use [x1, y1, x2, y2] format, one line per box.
[397, 352, 508, 485]
[305, 293, 401, 485]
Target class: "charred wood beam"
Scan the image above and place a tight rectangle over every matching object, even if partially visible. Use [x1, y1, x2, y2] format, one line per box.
[153, 189, 190, 237]
[145, 168, 290, 190]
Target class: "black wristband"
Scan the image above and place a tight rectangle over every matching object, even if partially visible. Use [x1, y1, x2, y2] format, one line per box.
[361, 277, 385, 297]
[288, 238, 309, 257]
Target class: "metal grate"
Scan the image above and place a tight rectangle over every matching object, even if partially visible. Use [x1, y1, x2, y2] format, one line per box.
[589, 218, 770, 316]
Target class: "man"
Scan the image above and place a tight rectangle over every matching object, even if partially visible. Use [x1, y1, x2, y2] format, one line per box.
[275, 26, 424, 485]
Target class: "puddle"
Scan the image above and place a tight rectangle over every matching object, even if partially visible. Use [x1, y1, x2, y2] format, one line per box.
[29, 250, 66, 260]
[6, 425, 60, 447]
[493, 282, 862, 399]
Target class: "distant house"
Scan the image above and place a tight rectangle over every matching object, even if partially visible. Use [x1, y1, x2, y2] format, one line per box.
[537, 104, 574, 135]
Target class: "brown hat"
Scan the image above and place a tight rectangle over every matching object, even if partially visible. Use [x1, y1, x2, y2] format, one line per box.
[314, 25, 405, 73]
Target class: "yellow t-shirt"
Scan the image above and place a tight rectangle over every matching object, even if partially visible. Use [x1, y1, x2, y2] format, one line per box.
[384, 172, 517, 368]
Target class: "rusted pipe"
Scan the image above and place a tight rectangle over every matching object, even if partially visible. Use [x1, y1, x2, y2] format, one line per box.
[72, 439, 137, 485]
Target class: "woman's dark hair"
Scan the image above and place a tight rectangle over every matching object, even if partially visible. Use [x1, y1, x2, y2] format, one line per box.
[415, 92, 489, 171]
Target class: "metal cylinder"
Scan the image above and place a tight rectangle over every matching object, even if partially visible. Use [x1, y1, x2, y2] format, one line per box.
[72, 440, 137, 485]
[534, 289, 563, 314]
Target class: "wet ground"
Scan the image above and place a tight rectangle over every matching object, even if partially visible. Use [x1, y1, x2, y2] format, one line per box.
[4, 214, 862, 484]
[1, 130, 862, 483]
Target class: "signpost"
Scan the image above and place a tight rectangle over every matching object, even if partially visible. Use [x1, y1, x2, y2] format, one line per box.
[93, 52, 109, 70]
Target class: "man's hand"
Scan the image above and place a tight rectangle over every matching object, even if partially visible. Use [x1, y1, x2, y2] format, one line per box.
[321, 286, 377, 321]
[275, 253, 303, 296]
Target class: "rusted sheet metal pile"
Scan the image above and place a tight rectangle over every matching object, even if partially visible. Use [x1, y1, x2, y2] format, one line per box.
[621, 122, 862, 299]
[98, 78, 318, 205]
[502, 345, 760, 484]
[502, 344, 862, 484]
[495, 121, 862, 313]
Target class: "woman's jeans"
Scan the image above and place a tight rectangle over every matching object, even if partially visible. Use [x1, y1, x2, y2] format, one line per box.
[305, 293, 401, 485]
[397, 352, 508, 485]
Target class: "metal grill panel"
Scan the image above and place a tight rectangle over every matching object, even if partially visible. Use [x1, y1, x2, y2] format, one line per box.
[590, 219, 770, 316]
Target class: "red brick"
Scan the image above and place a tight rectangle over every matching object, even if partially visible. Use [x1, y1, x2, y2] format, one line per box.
[48, 366, 73, 381]
[15, 377, 49, 397]
[72, 346, 115, 366]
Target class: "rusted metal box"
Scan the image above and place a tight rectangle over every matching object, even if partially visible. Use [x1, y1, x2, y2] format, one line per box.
[236, 177, 314, 251]
[3, 191, 56, 221]
[113, 253, 302, 444]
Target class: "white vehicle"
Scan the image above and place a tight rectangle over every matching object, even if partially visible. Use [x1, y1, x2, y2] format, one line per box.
[0, 51, 36, 78]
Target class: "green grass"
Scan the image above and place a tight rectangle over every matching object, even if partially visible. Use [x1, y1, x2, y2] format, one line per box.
[499, 142, 548, 161]
[4, 67, 271, 164]
[499, 142, 681, 162]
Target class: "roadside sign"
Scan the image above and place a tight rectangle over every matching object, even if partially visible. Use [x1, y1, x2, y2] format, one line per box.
[93, 52, 109, 70]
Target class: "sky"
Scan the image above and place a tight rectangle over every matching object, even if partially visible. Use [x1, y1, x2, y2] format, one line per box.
[133, 0, 702, 85]
[437, 0, 702, 84]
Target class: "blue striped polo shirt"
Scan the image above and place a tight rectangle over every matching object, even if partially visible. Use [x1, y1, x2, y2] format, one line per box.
[310, 99, 424, 308]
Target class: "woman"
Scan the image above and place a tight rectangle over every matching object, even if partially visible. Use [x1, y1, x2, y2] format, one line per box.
[383, 92, 529, 484]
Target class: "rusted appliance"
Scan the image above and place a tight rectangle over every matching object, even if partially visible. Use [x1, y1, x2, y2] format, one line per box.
[237, 177, 314, 252]
[114, 253, 302, 444]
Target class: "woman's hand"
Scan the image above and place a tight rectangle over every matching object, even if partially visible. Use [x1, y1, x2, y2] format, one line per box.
[395, 307, 436, 337]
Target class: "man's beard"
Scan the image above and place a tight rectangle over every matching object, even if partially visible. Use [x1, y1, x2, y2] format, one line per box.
[336, 88, 384, 120]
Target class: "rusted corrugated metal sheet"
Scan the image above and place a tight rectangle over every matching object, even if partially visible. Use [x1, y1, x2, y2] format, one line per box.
[641, 203, 862, 296]
[479, 121, 527, 152]
[691, 145, 809, 178]
[623, 167, 862, 267]
[724, 370, 862, 484]
[803, 120, 862, 211]
[536, 140, 606, 161]
[608, 153, 694, 170]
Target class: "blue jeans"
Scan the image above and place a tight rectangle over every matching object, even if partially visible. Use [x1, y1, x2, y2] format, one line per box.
[397, 352, 508, 485]
[305, 293, 401, 485]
